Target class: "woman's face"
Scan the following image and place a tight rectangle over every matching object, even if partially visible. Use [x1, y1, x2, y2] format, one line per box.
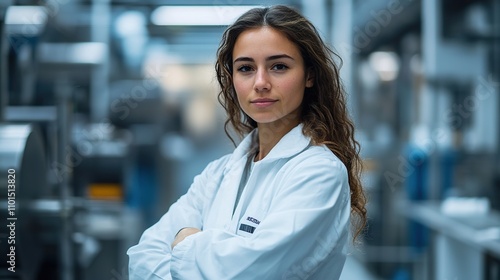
[232, 27, 313, 127]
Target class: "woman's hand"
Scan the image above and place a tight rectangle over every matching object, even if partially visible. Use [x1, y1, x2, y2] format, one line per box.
[172, 227, 201, 249]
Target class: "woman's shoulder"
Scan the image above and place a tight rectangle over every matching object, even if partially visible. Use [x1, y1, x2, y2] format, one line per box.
[275, 144, 350, 199]
[281, 143, 348, 178]
[301, 144, 345, 165]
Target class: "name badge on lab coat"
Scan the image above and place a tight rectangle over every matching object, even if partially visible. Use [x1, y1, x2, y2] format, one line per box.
[236, 215, 261, 238]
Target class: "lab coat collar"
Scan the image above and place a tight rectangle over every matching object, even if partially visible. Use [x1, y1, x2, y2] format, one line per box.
[228, 123, 311, 167]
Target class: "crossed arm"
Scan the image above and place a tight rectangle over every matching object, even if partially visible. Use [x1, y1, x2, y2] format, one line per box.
[127, 157, 350, 280]
[171, 228, 201, 249]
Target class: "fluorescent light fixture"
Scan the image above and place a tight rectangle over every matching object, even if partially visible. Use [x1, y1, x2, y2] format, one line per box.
[115, 11, 147, 36]
[368, 51, 400, 82]
[151, 5, 260, 26]
[38, 43, 107, 65]
[5, 6, 48, 35]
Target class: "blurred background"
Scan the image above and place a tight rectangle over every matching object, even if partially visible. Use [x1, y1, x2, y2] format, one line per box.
[0, 0, 499, 279]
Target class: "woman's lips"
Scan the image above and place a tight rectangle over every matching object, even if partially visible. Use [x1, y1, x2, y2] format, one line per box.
[251, 99, 278, 108]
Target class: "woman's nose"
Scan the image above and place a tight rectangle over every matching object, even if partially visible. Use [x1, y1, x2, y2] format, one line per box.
[254, 69, 271, 92]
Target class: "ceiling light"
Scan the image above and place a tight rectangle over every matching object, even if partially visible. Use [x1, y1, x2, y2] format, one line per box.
[5, 6, 48, 35]
[368, 51, 400, 82]
[151, 6, 260, 26]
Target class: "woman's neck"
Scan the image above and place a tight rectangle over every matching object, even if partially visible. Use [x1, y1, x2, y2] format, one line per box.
[255, 116, 300, 161]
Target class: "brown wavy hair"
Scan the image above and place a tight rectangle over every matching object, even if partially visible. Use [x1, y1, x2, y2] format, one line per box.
[215, 5, 366, 242]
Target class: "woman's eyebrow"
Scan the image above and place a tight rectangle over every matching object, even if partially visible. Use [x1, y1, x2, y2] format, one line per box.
[233, 57, 254, 63]
[233, 54, 295, 64]
[267, 54, 294, 61]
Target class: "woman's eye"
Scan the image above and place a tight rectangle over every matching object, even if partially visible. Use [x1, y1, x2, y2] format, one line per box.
[272, 64, 288, 71]
[237, 65, 253, 72]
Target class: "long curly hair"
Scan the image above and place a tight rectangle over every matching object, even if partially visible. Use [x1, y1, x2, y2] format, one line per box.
[215, 5, 367, 242]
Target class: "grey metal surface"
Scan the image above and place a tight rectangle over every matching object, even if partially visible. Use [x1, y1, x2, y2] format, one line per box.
[0, 124, 47, 198]
[402, 200, 500, 259]
[0, 124, 46, 279]
[5, 106, 57, 122]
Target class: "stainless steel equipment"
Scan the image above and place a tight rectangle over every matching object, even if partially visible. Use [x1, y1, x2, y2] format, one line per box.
[0, 124, 47, 279]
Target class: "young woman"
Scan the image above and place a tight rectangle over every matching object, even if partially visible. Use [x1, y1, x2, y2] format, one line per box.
[128, 5, 366, 279]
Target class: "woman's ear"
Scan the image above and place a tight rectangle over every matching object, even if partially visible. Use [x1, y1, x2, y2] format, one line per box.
[305, 69, 314, 88]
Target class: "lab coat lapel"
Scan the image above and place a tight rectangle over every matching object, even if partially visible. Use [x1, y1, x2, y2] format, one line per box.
[214, 156, 248, 229]
[205, 130, 255, 230]
[259, 124, 311, 162]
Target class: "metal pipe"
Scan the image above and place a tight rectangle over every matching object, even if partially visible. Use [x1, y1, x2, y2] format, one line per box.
[0, 4, 9, 123]
[331, 0, 356, 123]
[90, 0, 110, 122]
[56, 78, 74, 280]
[494, 0, 500, 170]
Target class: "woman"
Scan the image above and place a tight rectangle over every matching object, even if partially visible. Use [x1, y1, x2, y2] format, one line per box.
[128, 5, 366, 279]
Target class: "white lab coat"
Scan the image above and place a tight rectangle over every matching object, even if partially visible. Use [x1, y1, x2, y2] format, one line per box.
[127, 124, 351, 280]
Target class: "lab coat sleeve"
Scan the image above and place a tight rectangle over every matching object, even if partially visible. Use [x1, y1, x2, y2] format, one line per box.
[169, 157, 351, 280]
[127, 155, 229, 280]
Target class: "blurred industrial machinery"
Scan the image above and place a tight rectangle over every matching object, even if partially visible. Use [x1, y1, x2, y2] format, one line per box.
[347, 0, 500, 279]
[0, 1, 137, 279]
